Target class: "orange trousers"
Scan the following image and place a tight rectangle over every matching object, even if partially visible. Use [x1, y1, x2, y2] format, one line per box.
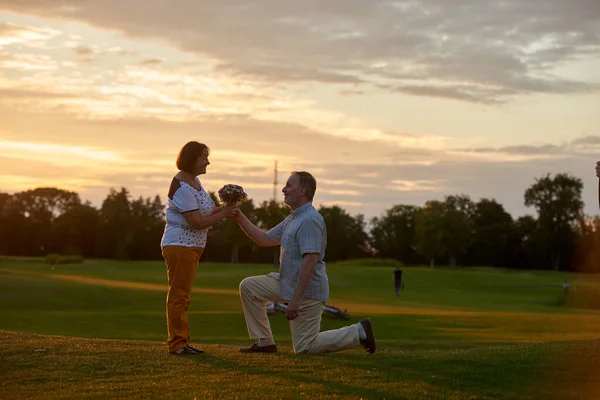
[162, 246, 204, 353]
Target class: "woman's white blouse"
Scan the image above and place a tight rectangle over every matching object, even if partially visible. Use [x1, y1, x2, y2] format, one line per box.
[161, 178, 215, 248]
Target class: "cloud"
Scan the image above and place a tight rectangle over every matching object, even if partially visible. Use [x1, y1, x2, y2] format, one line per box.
[0, 48, 311, 121]
[454, 136, 600, 158]
[0, 52, 57, 70]
[1, 101, 598, 219]
[0, 21, 61, 47]
[72, 44, 94, 55]
[572, 135, 600, 146]
[455, 144, 563, 156]
[339, 89, 364, 96]
[1, 0, 598, 103]
[139, 58, 163, 66]
[0, 3, 598, 220]
[0, 140, 120, 165]
[317, 153, 598, 219]
[384, 84, 505, 105]
[0, 21, 26, 36]
[215, 62, 367, 85]
[0, 87, 76, 99]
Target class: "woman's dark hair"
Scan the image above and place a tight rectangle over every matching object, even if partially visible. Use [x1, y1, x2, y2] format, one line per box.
[176, 141, 210, 173]
[292, 171, 317, 201]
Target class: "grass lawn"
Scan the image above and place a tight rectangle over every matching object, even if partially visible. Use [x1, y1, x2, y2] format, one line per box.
[1, 257, 599, 399]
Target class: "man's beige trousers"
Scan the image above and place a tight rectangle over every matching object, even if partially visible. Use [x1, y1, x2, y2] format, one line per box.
[239, 275, 361, 354]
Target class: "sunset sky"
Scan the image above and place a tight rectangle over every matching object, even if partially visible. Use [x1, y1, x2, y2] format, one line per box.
[1, 1, 599, 220]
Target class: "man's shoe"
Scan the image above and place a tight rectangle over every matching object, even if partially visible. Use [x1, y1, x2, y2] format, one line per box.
[238, 342, 277, 353]
[170, 346, 204, 355]
[359, 318, 376, 354]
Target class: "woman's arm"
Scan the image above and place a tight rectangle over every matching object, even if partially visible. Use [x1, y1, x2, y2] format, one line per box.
[210, 205, 224, 215]
[182, 206, 235, 230]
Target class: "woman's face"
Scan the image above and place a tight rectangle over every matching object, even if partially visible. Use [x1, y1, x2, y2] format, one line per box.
[194, 148, 210, 175]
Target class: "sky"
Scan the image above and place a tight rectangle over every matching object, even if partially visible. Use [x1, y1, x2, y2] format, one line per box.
[1, 0, 599, 220]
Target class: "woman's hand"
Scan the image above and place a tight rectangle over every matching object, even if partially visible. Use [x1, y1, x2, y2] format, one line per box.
[219, 205, 237, 219]
[183, 205, 236, 230]
[211, 206, 224, 215]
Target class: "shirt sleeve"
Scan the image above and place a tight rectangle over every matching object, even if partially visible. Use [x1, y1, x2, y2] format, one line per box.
[298, 218, 324, 256]
[266, 219, 286, 244]
[172, 187, 199, 213]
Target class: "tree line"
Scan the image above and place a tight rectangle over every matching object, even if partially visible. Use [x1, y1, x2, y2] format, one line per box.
[1, 173, 598, 272]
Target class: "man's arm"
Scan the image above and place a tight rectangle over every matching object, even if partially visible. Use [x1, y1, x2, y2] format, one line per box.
[286, 253, 319, 320]
[234, 209, 279, 247]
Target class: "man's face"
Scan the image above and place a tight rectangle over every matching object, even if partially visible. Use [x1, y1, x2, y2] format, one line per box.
[282, 174, 305, 208]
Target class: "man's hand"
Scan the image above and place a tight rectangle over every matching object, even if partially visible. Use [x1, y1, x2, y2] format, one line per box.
[232, 206, 245, 221]
[286, 299, 300, 320]
[286, 253, 318, 321]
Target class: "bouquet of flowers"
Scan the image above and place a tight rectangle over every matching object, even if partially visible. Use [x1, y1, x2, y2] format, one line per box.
[218, 184, 247, 206]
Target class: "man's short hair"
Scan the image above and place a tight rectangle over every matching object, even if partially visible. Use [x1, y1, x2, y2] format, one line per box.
[176, 141, 210, 174]
[292, 171, 317, 201]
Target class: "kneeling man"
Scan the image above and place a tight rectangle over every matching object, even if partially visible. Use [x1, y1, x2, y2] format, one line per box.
[234, 171, 375, 354]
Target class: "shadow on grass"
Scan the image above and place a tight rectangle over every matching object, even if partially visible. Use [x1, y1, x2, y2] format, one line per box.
[181, 344, 557, 399]
[186, 352, 415, 399]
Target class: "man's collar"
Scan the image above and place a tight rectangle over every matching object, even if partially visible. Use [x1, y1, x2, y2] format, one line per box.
[291, 201, 312, 217]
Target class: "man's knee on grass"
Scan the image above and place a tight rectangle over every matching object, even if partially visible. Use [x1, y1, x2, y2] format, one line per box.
[293, 336, 320, 355]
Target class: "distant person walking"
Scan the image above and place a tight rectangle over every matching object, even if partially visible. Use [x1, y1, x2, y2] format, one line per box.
[160, 141, 235, 355]
[394, 266, 404, 296]
[558, 280, 573, 306]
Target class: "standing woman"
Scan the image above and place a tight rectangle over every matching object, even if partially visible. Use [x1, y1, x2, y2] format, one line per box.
[161, 141, 234, 355]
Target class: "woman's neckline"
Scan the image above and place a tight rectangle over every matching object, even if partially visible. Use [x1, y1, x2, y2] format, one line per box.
[177, 176, 201, 191]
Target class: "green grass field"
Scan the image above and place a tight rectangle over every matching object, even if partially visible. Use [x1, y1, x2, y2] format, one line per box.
[1, 257, 599, 399]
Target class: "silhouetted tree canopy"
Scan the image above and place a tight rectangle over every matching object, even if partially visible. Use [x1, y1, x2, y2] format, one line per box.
[0, 172, 596, 272]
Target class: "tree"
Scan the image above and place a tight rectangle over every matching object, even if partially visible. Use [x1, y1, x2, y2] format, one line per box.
[204, 192, 227, 262]
[126, 195, 165, 260]
[254, 200, 289, 265]
[512, 215, 540, 269]
[319, 205, 369, 262]
[0, 192, 10, 213]
[467, 199, 514, 267]
[369, 205, 421, 264]
[96, 188, 132, 259]
[10, 188, 81, 255]
[0, 192, 24, 255]
[15, 187, 81, 217]
[441, 195, 475, 266]
[414, 195, 475, 267]
[524, 173, 584, 270]
[52, 203, 99, 257]
[415, 200, 447, 267]
[206, 197, 257, 264]
[573, 216, 600, 273]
